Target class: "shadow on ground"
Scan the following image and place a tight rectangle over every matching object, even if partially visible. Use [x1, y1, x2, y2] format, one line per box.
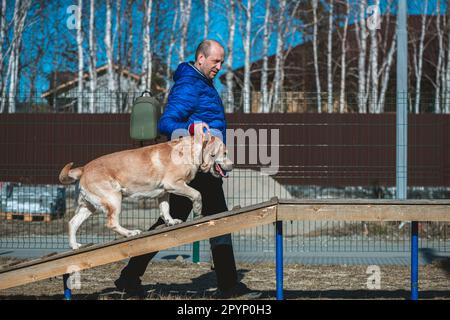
[1, 266, 449, 300]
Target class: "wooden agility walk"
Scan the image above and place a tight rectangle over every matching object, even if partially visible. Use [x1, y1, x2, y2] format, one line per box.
[0, 198, 449, 292]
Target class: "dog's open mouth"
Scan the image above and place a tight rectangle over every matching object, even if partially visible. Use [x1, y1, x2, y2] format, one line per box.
[215, 163, 229, 178]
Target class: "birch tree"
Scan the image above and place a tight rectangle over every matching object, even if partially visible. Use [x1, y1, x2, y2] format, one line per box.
[225, 0, 236, 112]
[165, 8, 178, 102]
[368, 0, 379, 113]
[272, 0, 286, 112]
[76, 0, 84, 113]
[434, 0, 443, 113]
[179, 0, 192, 62]
[124, 0, 134, 70]
[412, 0, 428, 114]
[204, 0, 209, 39]
[242, 0, 252, 113]
[339, 0, 349, 113]
[374, 0, 396, 113]
[355, 0, 368, 113]
[326, 0, 334, 113]
[377, 32, 396, 113]
[278, 1, 301, 112]
[0, 0, 7, 96]
[260, 0, 270, 113]
[88, 0, 96, 113]
[115, 0, 122, 99]
[444, 4, 450, 114]
[2, 0, 31, 113]
[141, 0, 153, 91]
[105, 0, 116, 112]
[312, 0, 321, 113]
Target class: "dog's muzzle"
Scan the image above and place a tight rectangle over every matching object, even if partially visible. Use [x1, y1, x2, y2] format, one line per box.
[214, 162, 230, 178]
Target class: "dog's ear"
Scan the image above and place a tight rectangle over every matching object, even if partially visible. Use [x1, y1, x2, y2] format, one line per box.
[203, 135, 214, 149]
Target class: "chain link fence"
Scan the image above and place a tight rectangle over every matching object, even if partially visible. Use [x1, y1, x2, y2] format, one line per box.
[0, 91, 449, 256]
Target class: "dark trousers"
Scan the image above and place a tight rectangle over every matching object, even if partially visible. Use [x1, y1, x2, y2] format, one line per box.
[118, 172, 238, 291]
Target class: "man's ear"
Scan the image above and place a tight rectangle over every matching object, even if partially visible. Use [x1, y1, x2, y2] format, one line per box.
[198, 54, 206, 66]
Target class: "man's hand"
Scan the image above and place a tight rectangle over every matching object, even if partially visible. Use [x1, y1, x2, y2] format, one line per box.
[189, 122, 211, 146]
[188, 122, 210, 136]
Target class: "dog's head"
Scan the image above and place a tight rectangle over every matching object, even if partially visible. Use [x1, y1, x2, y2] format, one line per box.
[200, 136, 233, 178]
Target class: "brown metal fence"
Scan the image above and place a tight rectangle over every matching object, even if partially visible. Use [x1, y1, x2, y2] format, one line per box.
[0, 112, 449, 252]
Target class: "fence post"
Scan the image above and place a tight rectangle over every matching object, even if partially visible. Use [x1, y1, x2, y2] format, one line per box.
[192, 241, 200, 263]
[63, 273, 72, 300]
[276, 221, 283, 300]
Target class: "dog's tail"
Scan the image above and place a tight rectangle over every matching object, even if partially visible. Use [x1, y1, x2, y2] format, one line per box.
[59, 162, 84, 185]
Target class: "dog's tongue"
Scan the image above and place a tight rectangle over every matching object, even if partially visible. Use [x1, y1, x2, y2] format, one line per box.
[215, 163, 227, 178]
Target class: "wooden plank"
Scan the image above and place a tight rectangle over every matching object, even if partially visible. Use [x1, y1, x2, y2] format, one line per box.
[278, 203, 450, 222]
[0, 199, 278, 275]
[0, 212, 53, 222]
[278, 199, 450, 205]
[0, 204, 277, 290]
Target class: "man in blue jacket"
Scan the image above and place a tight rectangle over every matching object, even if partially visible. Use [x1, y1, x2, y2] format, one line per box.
[115, 40, 255, 299]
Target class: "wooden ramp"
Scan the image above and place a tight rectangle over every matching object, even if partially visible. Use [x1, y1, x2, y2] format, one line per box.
[0, 198, 449, 291]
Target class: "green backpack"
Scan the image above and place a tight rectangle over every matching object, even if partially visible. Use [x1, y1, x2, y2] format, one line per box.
[130, 91, 162, 141]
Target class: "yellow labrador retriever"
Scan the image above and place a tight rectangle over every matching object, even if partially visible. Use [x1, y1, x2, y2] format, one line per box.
[59, 134, 232, 250]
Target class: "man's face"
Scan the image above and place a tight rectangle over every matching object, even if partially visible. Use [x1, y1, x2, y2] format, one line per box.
[197, 45, 225, 80]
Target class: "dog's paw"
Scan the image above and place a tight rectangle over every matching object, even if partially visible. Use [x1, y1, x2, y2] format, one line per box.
[70, 243, 82, 250]
[126, 229, 142, 237]
[167, 219, 183, 226]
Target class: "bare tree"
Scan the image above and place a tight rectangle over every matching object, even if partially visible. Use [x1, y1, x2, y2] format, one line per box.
[76, 0, 84, 113]
[445, 4, 450, 114]
[412, 0, 428, 114]
[124, 0, 135, 71]
[141, 0, 153, 91]
[179, 0, 192, 62]
[0, 0, 7, 96]
[377, 32, 396, 113]
[260, 0, 271, 113]
[204, 0, 209, 39]
[434, 0, 443, 113]
[368, 0, 379, 113]
[241, 0, 252, 113]
[225, 0, 236, 112]
[339, 0, 349, 113]
[355, 0, 368, 113]
[2, 0, 32, 113]
[88, 0, 97, 113]
[312, 0, 321, 113]
[115, 0, 123, 103]
[272, 0, 286, 112]
[327, 0, 334, 113]
[165, 7, 179, 102]
[105, 0, 116, 112]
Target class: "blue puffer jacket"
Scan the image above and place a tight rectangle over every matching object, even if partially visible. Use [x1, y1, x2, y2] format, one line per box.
[158, 62, 227, 144]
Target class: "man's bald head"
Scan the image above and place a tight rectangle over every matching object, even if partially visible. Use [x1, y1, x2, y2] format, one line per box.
[195, 40, 224, 61]
[194, 40, 225, 80]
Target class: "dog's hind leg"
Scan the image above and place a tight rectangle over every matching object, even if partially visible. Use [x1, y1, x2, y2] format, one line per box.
[69, 204, 94, 250]
[104, 194, 142, 238]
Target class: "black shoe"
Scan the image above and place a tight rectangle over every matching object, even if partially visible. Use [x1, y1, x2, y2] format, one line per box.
[213, 282, 262, 299]
[114, 277, 147, 299]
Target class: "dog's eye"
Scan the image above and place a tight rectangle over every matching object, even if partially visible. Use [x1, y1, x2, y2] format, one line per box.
[211, 154, 216, 157]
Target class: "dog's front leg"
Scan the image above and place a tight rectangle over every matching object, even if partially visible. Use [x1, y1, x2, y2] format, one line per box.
[168, 183, 203, 219]
[158, 194, 183, 226]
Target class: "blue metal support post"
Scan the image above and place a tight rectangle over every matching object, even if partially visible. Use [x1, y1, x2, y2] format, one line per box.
[411, 221, 419, 300]
[63, 273, 72, 300]
[276, 221, 283, 300]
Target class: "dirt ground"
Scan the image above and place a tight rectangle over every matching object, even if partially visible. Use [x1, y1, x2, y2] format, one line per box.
[0, 257, 449, 300]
